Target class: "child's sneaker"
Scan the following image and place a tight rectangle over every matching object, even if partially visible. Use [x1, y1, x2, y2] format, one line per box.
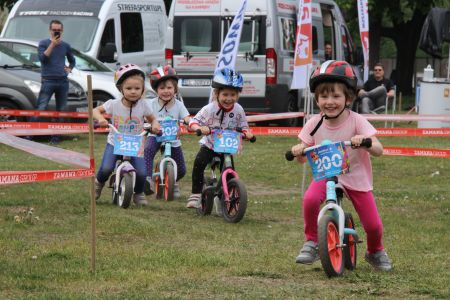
[95, 179, 104, 200]
[133, 193, 148, 206]
[173, 184, 181, 198]
[295, 241, 319, 264]
[186, 193, 201, 208]
[365, 250, 392, 271]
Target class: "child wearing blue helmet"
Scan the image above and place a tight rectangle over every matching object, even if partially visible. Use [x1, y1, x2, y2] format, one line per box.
[186, 68, 254, 209]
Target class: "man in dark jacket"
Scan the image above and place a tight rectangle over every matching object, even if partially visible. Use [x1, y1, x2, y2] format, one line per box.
[357, 63, 395, 113]
[37, 19, 76, 143]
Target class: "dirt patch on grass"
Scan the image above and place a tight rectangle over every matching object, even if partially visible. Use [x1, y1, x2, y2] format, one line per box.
[247, 183, 301, 196]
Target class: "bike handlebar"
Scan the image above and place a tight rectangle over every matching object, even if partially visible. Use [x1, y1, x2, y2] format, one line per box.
[285, 138, 372, 161]
[195, 127, 256, 142]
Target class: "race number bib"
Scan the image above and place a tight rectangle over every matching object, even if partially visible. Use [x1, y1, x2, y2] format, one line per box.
[213, 129, 240, 154]
[113, 133, 144, 157]
[306, 141, 350, 181]
[156, 119, 178, 142]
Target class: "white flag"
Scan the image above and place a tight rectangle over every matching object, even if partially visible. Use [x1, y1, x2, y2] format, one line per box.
[209, 0, 247, 102]
[357, 0, 369, 82]
[291, 0, 313, 90]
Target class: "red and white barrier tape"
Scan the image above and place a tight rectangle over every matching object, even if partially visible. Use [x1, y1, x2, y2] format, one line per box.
[2, 122, 450, 137]
[0, 122, 107, 135]
[383, 147, 450, 158]
[0, 169, 94, 185]
[247, 112, 305, 122]
[0, 109, 89, 119]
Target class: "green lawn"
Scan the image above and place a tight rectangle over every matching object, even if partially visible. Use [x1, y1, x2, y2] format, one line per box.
[0, 132, 449, 299]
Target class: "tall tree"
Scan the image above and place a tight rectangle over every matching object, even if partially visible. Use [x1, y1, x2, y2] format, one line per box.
[337, 0, 449, 95]
[0, 0, 16, 10]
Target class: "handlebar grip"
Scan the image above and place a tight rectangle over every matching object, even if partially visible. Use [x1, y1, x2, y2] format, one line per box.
[249, 136, 256, 143]
[196, 129, 202, 136]
[93, 121, 100, 129]
[360, 138, 372, 148]
[285, 151, 295, 161]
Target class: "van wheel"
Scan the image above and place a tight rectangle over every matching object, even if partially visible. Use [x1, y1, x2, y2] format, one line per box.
[282, 92, 302, 127]
[0, 100, 24, 122]
[93, 92, 113, 107]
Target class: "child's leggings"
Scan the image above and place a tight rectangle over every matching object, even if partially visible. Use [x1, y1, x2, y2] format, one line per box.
[96, 143, 146, 194]
[144, 136, 186, 181]
[303, 179, 384, 254]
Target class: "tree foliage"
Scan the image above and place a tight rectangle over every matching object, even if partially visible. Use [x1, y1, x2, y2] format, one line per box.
[336, 0, 450, 94]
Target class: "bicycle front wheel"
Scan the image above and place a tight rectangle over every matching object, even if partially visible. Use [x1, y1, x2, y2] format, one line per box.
[118, 173, 133, 209]
[154, 162, 163, 199]
[318, 215, 344, 277]
[222, 178, 247, 223]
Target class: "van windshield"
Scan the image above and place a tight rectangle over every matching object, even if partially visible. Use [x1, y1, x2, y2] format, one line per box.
[174, 16, 220, 53]
[3, 16, 99, 52]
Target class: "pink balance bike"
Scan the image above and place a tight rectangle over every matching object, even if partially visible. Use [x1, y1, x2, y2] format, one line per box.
[286, 138, 372, 277]
[196, 127, 256, 223]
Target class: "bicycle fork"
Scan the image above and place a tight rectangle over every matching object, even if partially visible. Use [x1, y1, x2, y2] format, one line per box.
[114, 159, 137, 193]
[317, 178, 360, 248]
[155, 142, 178, 183]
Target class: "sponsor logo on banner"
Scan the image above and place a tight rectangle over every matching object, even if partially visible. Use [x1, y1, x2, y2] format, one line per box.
[357, 0, 369, 81]
[291, 0, 312, 89]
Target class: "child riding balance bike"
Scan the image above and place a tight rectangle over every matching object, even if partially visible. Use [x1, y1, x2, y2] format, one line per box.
[289, 60, 392, 274]
[186, 68, 255, 221]
[144, 66, 190, 200]
[93, 63, 160, 207]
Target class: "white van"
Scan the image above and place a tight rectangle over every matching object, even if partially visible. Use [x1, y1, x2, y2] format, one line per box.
[1, 0, 167, 73]
[165, 0, 362, 124]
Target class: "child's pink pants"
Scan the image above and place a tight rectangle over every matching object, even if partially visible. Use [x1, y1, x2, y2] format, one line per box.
[302, 179, 384, 253]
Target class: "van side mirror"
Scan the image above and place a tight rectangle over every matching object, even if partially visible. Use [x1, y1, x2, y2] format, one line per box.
[98, 42, 117, 63]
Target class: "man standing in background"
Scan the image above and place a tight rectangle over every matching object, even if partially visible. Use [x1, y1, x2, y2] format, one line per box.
[37, 19, 75, 144]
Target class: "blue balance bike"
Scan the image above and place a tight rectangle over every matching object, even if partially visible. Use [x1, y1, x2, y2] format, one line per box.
[286, 138, 372, 277]
[152, 117, 185, 201]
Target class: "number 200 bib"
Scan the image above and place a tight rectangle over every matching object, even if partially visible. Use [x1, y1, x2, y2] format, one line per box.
[306, 141, 349, 181]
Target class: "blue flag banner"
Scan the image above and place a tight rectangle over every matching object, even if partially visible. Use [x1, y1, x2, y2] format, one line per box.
[209, 0, 247, 102]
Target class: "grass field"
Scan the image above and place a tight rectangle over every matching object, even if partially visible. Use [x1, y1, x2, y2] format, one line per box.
[1, 131, 449, 299]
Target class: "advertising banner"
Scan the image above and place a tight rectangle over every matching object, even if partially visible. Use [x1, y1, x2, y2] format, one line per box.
[357, 0, 369, 81]
[291, 0, 312, 89]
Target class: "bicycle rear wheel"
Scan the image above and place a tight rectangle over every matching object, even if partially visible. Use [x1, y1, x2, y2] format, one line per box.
[197, 186, 214, 216]
[318, 215, 344, 277]
[117, 173, 133, 209]
[164, 162, 175, 201]
[222, 178, 247, 223]
[154, 162, 163, 199]
[343, 213, 357, 270]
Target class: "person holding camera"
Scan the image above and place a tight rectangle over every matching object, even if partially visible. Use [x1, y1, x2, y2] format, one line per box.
[36, 19, 76, 144]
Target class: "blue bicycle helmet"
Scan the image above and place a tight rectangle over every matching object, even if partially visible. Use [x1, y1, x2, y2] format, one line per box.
[211, 68, 244, 92]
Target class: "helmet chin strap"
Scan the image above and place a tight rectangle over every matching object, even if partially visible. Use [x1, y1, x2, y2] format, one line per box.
[158, 97, 173, 112]
[309, 106, 346, 136]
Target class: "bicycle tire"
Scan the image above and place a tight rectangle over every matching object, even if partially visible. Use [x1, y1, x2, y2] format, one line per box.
[154, 162, 163, 199]
[343, 213, 357, 270]
[118, 173, 133, 209]
[197, 186, 214, 216]
[318, 215, 344, 277]
[222, 178, 247, 223]
[164, 162, 175, 201]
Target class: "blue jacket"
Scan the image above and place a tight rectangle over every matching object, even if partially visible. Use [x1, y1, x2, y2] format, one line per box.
[38, 39, 76, 79]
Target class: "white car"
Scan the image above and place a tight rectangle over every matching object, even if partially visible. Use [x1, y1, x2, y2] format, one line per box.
[0, 38, 156, 107]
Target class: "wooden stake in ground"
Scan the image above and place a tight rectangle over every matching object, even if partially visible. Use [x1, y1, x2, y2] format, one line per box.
[86, 75, 96, 273]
